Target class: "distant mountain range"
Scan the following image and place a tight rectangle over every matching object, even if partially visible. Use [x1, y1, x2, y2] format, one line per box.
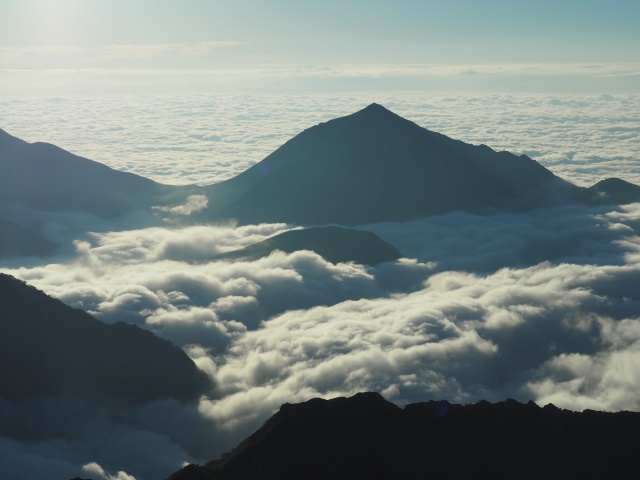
[0, 128, 198, 218]
[2, 104, 640, 259]
[0, 273, 211, 404]
[168, 392, 640, 480]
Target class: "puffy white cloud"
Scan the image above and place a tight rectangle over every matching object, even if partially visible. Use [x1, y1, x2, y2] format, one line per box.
[82, 462, 136, 480]
[199, 258, 640, 437]
[2, 222, 418, 352]
[152, 194, 209, 216]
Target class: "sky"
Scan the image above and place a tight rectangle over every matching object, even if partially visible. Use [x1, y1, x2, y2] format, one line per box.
[1, 0, 639, 94]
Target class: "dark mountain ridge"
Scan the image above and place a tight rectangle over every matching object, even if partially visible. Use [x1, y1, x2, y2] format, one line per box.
[0, 128, 195, 219]
[0, 273, 211, 404]
[588, 177, 640, 205]
[169, 392, 640, 480]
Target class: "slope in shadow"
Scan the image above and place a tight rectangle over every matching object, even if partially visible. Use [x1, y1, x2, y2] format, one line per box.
[0, 128, 196, 219]
[169, 392, 640, 480]
[0, 273, 212, 404]
[215, 226, 402, 265]
[203, 103, 570, 225]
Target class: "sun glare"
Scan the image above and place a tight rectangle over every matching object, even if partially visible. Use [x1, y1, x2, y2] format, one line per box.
[29, 0, 82, 46]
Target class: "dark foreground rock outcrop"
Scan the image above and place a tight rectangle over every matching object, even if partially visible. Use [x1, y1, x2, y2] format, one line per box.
[169, 392, 640, 480]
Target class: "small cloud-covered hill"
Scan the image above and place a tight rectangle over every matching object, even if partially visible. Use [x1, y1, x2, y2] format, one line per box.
[588, 177, 640, 205]
[214, 226, 402, 266]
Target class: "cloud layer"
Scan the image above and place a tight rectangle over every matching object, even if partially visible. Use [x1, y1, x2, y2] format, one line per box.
[2, 201, 640, 479]
[1, 93, 638, 186]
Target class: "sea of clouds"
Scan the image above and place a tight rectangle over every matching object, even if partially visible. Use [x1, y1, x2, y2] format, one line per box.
[1, 93, 638, 186]
[0, 93, 639, 479]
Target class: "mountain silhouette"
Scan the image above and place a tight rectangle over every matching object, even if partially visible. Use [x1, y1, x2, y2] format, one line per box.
[169, 392, 640, 480]
[0, 273, 212, 404]
[0, 127, 195, 219]
[0, 128, 203, 258]
[215, 226, 402, 265]
[588, 177, 640, 205]
[202, 103, 572, 225]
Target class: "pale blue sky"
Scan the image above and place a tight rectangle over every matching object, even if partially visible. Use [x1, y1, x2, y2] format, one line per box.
[1, 0, 639, 93]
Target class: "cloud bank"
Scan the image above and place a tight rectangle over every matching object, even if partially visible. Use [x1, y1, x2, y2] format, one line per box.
[1, 95, 639, 479]
[2, 202, 640, 479]
[1, 93, 637, 186]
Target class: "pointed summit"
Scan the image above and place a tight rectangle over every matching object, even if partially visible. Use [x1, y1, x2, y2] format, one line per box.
[338, 102, 414, 130]
[358, 102, 394, 115]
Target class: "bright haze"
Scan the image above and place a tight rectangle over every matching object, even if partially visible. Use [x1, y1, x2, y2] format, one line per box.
[0, 2, 639, 480]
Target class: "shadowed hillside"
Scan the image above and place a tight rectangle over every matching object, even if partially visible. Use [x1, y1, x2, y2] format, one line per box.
[0, 128, 195, 219]
[202, 103, 574, 225]
[169, 392, 640, 480]
[0, 128, 202, 258]
[0, 273, 212, 404]
[588, 177, 640, 205]
[215, 226, 402, 265]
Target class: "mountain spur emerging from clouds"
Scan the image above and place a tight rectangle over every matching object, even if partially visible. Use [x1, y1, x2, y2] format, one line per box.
[1, 103, 640, 479]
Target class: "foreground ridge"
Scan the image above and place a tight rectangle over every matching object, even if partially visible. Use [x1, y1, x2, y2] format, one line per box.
[169, 392, 640, 480]
[0, 273, 212, 403]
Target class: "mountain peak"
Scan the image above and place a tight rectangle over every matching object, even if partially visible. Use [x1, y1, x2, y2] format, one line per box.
[353, 102, 399, 120]
[206, 103, 559, 225]
[361, 102, 390, 112]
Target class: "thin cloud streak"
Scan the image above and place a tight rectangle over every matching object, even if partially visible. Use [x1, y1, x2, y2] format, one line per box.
[0, 41, 244, 64]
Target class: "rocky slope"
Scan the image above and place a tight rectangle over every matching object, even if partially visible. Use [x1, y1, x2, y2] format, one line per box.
[169, 392, 640, 480]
